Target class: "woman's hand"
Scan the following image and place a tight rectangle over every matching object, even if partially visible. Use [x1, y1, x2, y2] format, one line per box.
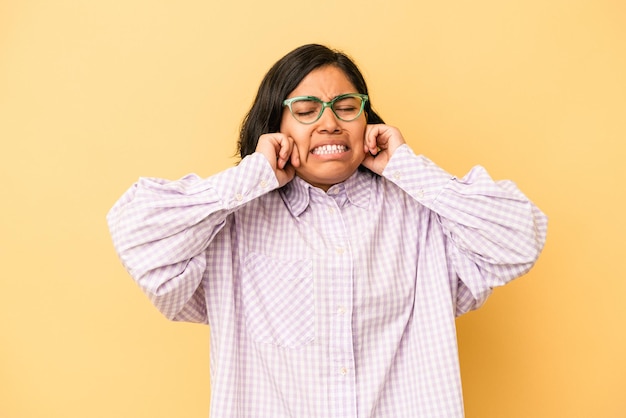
[255, 133, 300, 187]
[361, 124, 406, 175]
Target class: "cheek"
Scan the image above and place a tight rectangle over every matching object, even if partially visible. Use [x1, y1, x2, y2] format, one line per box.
[293, 136, 311, 160]
[281, 116, 312, 157]
[279, 112, 291, 135]
[281, 113, 305, 137]
[351, 125, 367, 152]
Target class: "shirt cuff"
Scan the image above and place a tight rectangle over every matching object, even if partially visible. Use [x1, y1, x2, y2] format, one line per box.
[382, 144, 454, 205]
[207, 152, 279, 210]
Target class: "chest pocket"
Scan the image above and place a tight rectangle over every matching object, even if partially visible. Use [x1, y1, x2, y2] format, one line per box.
[242, 252, 315, 349]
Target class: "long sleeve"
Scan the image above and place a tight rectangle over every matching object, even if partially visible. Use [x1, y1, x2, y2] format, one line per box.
[106, 153, 279, 322]
[382, 144, 548, 315]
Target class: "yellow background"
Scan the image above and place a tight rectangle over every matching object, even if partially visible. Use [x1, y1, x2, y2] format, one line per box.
[1, 0, 624, 417]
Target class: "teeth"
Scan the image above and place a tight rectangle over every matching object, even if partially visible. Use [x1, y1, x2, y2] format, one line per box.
[312, 144, 347, 155]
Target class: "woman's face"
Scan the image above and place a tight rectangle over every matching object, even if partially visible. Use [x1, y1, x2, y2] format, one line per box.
[280, 65, 367, 191]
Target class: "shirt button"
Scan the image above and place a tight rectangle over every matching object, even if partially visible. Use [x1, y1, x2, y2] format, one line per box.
[235, 193, 243, 201]
[393, 171, 402, 180]
[416, 189, 424, 198]
[340, 367, 348, 376]
[336, 247, 345, 255]
[337, 306, 346, 315]
[260, 180, 268, 188]
[328, 207, 335, 214]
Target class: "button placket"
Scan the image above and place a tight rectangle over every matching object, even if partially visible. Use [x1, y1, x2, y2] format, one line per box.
[315, 191, 356, 413]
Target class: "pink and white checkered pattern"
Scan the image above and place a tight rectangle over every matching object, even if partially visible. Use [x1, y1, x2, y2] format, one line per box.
[108, 144, 547, 417]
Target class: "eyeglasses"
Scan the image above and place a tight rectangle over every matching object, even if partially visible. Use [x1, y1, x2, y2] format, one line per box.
[282, 93, 368, 124]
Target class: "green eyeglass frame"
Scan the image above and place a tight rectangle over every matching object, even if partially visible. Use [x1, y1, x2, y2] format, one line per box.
[282, 93, 369, 124]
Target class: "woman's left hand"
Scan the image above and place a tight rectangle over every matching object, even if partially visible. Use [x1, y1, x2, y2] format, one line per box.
[361, 124, 406, 175]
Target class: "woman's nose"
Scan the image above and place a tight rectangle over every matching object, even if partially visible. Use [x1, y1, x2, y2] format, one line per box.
[316, 106, 341, 133]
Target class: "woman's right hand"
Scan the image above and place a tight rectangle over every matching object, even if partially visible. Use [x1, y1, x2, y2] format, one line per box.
[255, 133, 300, 187]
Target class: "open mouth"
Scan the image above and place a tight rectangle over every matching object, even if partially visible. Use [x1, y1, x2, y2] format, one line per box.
[311, 144, 348, 155]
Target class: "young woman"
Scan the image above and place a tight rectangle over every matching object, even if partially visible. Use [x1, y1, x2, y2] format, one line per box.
[108, 44, 547, 417]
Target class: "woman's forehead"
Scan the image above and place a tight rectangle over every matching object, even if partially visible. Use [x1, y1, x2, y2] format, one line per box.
[289, 66, 357, 100]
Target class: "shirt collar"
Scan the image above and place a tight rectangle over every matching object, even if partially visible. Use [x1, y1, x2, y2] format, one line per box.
[279, 168, 373, 217]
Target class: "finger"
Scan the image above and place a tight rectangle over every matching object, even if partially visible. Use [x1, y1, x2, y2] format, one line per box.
[365, 124, 383, 154]
[289, 139, 300, 168]
[364, 125, 376, 154]
[256, 134, 281, 169]
[276, 135, 293, 169]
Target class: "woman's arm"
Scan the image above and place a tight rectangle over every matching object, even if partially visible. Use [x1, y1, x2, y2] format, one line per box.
[383, 144, 548, 315]
[107, 153, 279, 322]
